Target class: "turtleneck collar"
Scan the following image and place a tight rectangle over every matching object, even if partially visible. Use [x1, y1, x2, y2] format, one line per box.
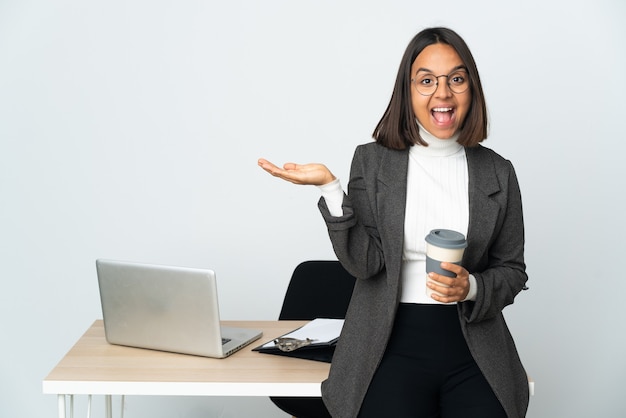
[410, 121, 463, 157]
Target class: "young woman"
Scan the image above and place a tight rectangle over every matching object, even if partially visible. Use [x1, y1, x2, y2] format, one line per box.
[259, 27, 529, 418]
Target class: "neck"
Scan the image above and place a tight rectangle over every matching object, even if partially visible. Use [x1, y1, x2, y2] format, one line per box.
[412, 122, 462, 156]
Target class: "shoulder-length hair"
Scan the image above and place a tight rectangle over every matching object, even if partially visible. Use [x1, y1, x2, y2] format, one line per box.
[373, 27, 488, 149]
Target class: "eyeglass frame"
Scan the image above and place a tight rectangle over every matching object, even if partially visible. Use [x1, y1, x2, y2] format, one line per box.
[411, 67, 470, 96]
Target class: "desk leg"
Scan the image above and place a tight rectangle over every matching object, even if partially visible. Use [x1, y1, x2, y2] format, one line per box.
[57, 395, 65, 418]
[56, 395, 75, 418]
[105, 395, 112, 418]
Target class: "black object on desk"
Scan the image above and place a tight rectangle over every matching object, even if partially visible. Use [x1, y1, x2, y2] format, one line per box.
[269, 260, 356, 418]
[253, 318, 343, 363]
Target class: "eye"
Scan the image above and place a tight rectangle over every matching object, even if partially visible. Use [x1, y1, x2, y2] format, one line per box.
[449, 72, 467, 86]
[418, 75, 436, 86]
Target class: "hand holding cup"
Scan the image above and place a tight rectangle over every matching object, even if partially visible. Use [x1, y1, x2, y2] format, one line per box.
[425, 229, 470, 302]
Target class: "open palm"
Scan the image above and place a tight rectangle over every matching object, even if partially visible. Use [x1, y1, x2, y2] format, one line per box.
[258, 158, 336, 186]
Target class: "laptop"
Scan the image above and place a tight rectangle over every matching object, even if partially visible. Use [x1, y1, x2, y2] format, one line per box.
[96, 259, 262, 358]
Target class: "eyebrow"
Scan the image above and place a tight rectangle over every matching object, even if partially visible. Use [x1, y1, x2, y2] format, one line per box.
[415, 65, 467, 74]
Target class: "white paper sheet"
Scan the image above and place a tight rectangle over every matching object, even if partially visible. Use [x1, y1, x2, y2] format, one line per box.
[261, 318, 344, 348]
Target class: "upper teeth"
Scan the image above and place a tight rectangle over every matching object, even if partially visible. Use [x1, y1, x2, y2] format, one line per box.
[433, 107, 452, 112]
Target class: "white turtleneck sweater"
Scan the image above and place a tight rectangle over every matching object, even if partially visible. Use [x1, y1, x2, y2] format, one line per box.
[318, 126, 477, 304]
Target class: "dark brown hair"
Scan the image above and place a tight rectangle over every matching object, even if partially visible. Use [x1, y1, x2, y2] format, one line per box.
[372, 27, 488, 149]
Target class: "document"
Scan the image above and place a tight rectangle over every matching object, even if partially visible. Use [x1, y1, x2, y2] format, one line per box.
[260, 318, 344, 349]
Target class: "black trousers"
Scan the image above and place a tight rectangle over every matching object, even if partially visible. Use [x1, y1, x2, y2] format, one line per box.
[358, 304, 507, 418]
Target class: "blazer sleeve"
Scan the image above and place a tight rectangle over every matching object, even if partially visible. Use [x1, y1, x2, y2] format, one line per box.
[317, 145, 386, 280]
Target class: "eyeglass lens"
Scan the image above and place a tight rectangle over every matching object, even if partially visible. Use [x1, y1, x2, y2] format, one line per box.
[413, 70, 469, 96]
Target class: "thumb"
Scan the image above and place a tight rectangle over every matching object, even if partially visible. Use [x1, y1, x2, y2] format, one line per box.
[283, 162, 299, 170]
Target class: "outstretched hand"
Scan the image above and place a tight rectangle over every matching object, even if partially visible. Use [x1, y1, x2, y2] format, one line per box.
[258, 158, 336, 186]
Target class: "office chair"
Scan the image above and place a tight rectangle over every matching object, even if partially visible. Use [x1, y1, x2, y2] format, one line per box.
[270, 260, 356, 418]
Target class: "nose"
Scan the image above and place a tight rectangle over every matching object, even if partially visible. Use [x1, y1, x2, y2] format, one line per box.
[434, 75, 452, 98]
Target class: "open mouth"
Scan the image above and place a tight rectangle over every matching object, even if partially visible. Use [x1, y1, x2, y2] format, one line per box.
[431, 107, 455, 125]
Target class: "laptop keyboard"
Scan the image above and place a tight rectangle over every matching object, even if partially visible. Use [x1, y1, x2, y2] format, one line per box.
[221, 338, 231, 345]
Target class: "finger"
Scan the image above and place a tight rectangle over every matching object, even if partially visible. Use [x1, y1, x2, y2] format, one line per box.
[258, 158, 278, 167]
[258, 158, 281, 172]
[428, 280, 455, 295]
[428, 272, 456, 287]
[440, 262, 464, 275]
[259, 160, 295, 178]
[428, 274, 470, 302]
[428, 284, 462, 303]
[258, 161, 302, 184]
[428, 287, 456, 303]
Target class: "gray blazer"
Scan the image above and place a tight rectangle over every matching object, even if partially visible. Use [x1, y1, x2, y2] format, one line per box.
[318, 142, 529, 418]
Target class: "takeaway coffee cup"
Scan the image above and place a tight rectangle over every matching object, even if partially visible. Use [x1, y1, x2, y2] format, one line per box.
[425, 229, 467, 297]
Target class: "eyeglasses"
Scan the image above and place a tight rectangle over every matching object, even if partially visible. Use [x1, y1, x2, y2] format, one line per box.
[273, 337, 316, 352]
[412, 69, 470, 96]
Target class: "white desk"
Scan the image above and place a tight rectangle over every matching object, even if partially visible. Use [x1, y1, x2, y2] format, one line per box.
[43, 320, 327, 417]
[44, 319, 534, 418]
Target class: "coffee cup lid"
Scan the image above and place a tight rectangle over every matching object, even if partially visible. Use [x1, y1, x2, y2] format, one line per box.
[425, 229, 467, 249]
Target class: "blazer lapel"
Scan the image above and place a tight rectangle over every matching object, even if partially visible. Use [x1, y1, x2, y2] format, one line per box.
[376, 147, 409, 276]
[464, 146, 502, 266]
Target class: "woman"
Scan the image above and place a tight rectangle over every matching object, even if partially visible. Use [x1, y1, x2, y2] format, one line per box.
[259, 27, 529, 418]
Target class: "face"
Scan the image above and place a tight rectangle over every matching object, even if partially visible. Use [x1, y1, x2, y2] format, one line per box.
[410, 43, 471, 139]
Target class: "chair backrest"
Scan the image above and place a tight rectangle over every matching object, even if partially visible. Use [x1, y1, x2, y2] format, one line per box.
[278, 260, 356, 320]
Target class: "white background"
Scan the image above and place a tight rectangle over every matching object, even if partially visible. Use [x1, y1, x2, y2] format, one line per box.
[1, 1, 625, 417]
